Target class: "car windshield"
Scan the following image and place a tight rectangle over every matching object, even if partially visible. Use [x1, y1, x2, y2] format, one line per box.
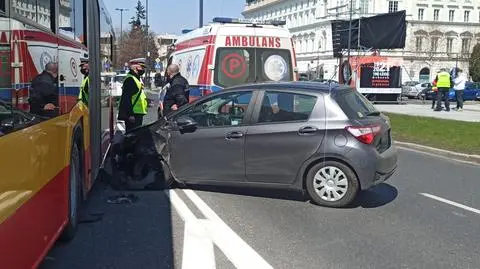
[333, 89, 379, 119]
[214, 48, 293, 88]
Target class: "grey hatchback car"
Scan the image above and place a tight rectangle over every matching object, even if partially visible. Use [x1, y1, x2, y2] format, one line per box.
[164, 81, 398, 207]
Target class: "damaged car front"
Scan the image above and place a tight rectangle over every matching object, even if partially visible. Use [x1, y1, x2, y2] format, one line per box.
[107, 115, 198, 190]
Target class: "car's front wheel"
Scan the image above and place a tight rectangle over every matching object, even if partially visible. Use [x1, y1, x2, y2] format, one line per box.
[305, 161, 359, 208]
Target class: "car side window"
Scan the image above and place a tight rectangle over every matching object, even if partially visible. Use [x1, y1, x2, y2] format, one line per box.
[175, 91, 253, 128]
[257, 91, 317, 123]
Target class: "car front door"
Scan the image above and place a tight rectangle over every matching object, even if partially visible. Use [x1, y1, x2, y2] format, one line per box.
[245, 90, 325, 184]
[167, 90, 256, 182]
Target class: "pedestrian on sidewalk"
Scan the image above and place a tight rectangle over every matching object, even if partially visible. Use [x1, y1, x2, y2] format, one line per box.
[431, 79, 438, 109]
[433, 68, 453, 112]
[162, 64, 189, 117]
[453, 68, 467, 111]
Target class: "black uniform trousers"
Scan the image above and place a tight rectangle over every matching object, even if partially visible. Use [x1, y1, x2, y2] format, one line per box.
[125, 114, 144, 132]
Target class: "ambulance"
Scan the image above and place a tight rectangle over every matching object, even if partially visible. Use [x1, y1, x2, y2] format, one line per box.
[169, 17, 298, 102]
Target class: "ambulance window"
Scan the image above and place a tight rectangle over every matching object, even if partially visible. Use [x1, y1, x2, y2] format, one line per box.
[257, 49, 293, 82]
[214, 48, 253, 88]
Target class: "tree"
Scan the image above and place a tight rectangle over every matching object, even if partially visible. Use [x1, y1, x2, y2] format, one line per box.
[129, 0, 146, 28]
[116, 27, 159, 70]
[469, 43, 480, 82]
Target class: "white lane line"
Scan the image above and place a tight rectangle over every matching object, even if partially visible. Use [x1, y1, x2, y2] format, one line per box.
[183, 189, 274, 269]
[182, 220, 216, 269]
[397, 146, 480, 166]
[168, 190, 216, 269]
[420, 193, 480, 215]
[168, 190, 196, 222]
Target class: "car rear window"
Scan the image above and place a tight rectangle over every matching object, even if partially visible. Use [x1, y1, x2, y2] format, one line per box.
[333, 89, 379, 119]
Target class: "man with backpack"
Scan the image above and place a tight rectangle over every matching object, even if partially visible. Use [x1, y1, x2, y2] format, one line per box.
[162, 64, 189, 117]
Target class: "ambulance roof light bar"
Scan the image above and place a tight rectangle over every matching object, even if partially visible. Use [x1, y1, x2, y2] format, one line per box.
[212, 17, 286, 26]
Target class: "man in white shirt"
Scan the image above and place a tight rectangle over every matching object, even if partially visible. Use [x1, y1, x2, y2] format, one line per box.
[453, 68, 467, 111]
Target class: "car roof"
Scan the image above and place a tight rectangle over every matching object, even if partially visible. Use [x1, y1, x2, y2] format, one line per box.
[226, 81, 351, 94]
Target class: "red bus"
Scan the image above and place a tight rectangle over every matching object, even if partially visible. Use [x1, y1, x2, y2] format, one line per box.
[0, 1, 116, 268]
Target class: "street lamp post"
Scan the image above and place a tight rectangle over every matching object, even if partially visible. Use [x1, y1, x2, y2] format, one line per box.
[346, 0, 353, 63]
[115, 8, 128, 47]
[144, 0, 150, 85]
[199, 0, 204, 27]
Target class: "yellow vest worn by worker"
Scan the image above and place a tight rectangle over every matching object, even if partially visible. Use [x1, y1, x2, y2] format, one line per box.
[126, 74, 148, 115]
[436, 71, 451, 88]
[78, 76, 89, 105]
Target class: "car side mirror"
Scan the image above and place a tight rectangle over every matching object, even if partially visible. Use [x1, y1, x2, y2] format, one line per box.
[176, 115, 197, 134]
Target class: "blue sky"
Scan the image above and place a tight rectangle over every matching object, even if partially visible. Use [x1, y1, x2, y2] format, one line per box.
[103, 0, 245, 35]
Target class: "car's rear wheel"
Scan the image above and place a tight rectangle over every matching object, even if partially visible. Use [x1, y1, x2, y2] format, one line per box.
[305, 161, 359, 208]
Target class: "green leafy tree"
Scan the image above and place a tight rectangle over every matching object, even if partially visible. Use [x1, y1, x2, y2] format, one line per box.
[469, 43, 480, 82]
[129, 0, 146, 28]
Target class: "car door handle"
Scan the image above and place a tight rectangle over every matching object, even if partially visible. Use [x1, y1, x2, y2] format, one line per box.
[298, 126, 318, 134]
[225, 131, 244, 139]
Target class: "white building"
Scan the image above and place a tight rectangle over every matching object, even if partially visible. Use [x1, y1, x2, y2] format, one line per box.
[154, 34, 178, 70]
[243, 0, 480, 82]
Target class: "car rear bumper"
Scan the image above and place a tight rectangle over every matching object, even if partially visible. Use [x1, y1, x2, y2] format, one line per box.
[346, 144, 398, 190]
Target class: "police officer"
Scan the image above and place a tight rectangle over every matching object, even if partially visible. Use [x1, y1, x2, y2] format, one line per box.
[162, 64, 189, 117]
[78, 58, 89, 106]
[433, 68, 453, 112]
[118, 58, 148, 132]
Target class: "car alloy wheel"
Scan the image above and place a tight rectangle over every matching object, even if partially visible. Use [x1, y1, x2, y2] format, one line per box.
[305, 161, 359, 208]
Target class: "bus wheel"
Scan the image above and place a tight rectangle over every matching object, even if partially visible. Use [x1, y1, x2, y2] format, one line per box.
[59, 141, 82, 242]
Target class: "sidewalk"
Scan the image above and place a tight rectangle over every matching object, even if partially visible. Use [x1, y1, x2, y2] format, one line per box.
[375, 103, 480, 122]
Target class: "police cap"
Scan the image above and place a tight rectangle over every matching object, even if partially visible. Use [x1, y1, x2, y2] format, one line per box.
[79, 57, 89, 67]
[129, 58, 146, 68]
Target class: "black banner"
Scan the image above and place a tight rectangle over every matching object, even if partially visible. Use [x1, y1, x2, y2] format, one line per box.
[331, 11, 406, 57]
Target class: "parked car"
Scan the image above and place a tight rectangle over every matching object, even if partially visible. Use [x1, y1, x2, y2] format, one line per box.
[404, 82, 431, 99]
[476, 91, 480, 101]
[401, 81, 419, 96]
[140, 82, 397, 207]
[423, 82, 480, 101]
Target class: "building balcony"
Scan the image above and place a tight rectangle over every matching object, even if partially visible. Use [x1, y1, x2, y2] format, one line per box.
[244, 0, 285, 13]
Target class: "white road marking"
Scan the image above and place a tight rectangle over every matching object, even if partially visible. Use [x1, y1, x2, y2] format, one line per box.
[420, 193, 480, 215]
[397, 146, 480, 166]
[183, 189, 274, 269]
[182, 220, 216, 269]
[168, 190, 216, 269]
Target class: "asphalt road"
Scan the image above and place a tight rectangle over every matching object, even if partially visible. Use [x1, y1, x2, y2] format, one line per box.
[39, 143, 480, 269]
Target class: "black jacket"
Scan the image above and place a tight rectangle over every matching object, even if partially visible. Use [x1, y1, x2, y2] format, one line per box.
[118, 71, 141, 120]
[163, 73, 189, 116]
[29, 71, 58, 116]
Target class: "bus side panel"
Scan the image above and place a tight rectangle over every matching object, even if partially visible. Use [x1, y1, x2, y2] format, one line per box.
[0, 115, 74, 269]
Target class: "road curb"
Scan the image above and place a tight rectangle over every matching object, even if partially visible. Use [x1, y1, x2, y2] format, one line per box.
[394, 141, 480, 165]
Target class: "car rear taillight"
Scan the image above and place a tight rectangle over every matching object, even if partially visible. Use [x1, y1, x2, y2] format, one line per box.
[346, 125, 381, 145]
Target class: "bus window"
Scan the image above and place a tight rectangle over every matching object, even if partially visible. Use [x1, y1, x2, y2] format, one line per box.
[12, 0, 52, 30]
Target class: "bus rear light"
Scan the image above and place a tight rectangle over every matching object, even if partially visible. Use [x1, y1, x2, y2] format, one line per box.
[345, 125, 381, 145]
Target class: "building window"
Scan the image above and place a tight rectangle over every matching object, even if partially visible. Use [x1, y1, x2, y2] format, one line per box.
[388, 1, 398, 13]
[416, 37, 423, 51]
[430, 37, 439, 52]
[418, 9, 424, 20]
[446, 38, 454, 53]
[433, 9, 439, 21]
[464, 10, 470, 22]
[449, 10, 455, 22]
[462, 38, 471, 53]
[360, 0, 369, 15]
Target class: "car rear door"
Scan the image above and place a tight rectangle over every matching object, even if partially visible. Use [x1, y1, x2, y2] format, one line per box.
[244, 89, 325, 184]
